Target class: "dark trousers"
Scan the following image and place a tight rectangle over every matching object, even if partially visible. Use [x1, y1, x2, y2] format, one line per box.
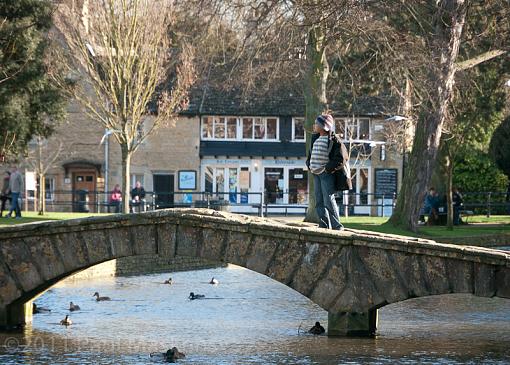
[1, 196, 10, 216]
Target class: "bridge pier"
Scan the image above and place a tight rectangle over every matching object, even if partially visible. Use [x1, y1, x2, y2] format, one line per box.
[327, 309, 378, 337]
[0, 301, 33, 329]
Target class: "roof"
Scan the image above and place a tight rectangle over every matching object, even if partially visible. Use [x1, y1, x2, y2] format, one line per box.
[180, 84, 396, 118]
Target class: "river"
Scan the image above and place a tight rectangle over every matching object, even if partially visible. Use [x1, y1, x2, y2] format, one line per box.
[1, 264, 509, 364]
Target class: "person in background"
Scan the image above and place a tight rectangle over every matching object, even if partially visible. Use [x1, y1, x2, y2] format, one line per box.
[0, 171, 10, 217]
[423, 187, 439, 225]
[130, 181, 146, 212]
[6, 166, 23, 219]
[108, 184, 122, 213]
[452, 187, 464, 225]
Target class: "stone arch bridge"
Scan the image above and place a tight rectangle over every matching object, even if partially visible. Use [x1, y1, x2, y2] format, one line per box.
[0, 209, 509, 336]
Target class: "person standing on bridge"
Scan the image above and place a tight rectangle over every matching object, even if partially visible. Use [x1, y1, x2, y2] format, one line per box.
[306, 114, 350, 230]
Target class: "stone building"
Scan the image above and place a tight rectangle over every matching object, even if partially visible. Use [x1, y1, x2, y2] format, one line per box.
[15, 83, 405, 216]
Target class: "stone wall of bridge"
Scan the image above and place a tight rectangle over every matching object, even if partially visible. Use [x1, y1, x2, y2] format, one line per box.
[0, 209, 509, 335]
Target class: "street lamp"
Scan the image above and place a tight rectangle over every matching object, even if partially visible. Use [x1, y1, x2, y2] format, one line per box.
[100, 129, 120, 202]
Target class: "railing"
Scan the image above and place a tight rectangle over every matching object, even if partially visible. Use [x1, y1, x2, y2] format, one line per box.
[21, 190, 509, 217]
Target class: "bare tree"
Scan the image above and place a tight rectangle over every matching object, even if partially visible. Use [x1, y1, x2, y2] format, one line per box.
[26, 137, 65, 215]
[51, 0, 195, 213]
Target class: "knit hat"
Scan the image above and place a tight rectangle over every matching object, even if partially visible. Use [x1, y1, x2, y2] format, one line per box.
[315, 114, 334, 132]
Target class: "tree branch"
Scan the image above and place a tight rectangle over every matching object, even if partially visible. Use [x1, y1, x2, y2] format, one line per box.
[455, 49, 506, 71]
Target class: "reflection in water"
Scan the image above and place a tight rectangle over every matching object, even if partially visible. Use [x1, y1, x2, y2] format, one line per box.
[1, 265, 509, 364]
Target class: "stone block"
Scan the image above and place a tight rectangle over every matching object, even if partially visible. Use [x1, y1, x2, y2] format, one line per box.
[131, 225, 157, 255]
[156, 223, 177, 258]
[290, 243, 340, 298]
[388, 251, 430, 298]
[474, 263, 496, 297]
[0, 262, 22, 306]
[245, 235, 278, 275]
[106, 227, 134, 258]
[224, 231, 253, 267]
[266, 239, 303, 284]
[176, 225, 201, 257]
[79, 230, 113, 265]
[356, 246, 408, 304]
[200, 228, 227, 262]
[495, 266, 510, 298]
[445, 259, 473, 294]
[418, 255, 450, 295]
[327, 310, 377, 337]
[0, 239, 43, 293]
[22, 236, 66, 281]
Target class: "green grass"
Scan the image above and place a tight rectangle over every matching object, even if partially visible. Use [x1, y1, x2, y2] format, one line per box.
[0, 211, 111, 226]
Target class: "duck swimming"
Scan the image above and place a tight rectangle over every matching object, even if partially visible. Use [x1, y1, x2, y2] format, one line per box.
[308, 321, 325, 335]
[93, 292, 111, 301]
[209, 277, 219, 285]
[69, 302, 81, 311]
[60, 315, 72, 326]
[164, 278, 173, 285]
[188, 292, 205, 300]
[165, 347, 185, 362]
[150, 347, 185, 363]
[32, 303, 51, 314]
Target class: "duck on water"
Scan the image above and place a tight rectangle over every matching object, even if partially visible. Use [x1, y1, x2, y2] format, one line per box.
[93, 292, 111, 301]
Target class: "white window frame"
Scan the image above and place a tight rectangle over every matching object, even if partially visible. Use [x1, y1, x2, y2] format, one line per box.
[201, 116, 280, 142]
[337, 118, 372, 142]
[291, 117, 305, 142]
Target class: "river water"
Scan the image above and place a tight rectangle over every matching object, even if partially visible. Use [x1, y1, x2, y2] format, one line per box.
[1, 265, 509, 364]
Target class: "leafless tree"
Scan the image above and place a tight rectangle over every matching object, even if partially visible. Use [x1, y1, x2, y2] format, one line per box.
[26, 137, 66, 215]
[51, 0, 195, 213]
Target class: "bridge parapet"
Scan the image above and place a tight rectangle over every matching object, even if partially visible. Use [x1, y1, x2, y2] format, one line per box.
[0, 209, 509, 335]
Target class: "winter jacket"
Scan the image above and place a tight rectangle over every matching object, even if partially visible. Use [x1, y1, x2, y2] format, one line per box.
[306, 133, 352, 191]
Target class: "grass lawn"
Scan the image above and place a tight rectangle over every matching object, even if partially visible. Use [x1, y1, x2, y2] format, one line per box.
[0, 211, 111, 226]
[1, 212, 508, 241]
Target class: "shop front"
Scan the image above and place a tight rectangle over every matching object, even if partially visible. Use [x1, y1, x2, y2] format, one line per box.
[200, 158, 308, 214]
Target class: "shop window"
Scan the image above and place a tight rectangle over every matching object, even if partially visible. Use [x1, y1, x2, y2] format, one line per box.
[292, 118, 305, 141]
[204, 167, 213, 193]
[215, 169, 224, 199]
[289, 168, 308, 204]
[214, 117, 225, 139]
[202, 116, 213, 138]
[359, 168, 368, 205]
[239, 167, 250, 203]
[242, 117, 253, 139]
[228, 168, 238, 203]
[254, 118, 265, 139]
[264, 168, 284, 204]
[266, 118, 277, 139]
[227, 117, 237, 139]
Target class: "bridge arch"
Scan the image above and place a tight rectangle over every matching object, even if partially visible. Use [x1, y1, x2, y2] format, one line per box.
[0, 209, 509, 335]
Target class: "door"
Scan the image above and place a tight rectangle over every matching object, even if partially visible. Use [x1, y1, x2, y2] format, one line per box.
[153, 174, 174, 209]
[72, 171, 96, 212]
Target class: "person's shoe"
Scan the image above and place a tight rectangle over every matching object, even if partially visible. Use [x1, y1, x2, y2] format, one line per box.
[15, 216, 22, 220]
[333, 225, 344, 231]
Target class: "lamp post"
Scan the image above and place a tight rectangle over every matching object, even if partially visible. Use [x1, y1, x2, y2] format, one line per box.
[100, 129, 120, 204]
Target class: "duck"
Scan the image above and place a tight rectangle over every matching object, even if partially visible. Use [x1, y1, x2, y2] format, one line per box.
[165, 347, 185, 362]
[69, 302, 81, 311]
[93, 292, 111, 301]
[150, 347, 185, 363]
[188, 292, 205, 300]
[32, 303, 51, 314]
[60, 315, 72, 326]
[209, 277, 219, 285]
[308, 321, 325, 335]
[164, 277, 173, 285]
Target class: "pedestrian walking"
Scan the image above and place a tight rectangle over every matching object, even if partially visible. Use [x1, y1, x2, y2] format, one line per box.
[5, 166, 23, 219]
[0, 171, 11, 217]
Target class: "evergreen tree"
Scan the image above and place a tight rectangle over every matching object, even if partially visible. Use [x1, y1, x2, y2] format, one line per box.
[0, 0, 66, 162]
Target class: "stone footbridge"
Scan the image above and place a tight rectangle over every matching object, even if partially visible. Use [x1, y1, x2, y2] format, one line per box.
[0, 209, 509, 335]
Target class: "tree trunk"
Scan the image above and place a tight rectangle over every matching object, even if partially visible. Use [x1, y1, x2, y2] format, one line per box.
[38, 173, 46, 215]
[304, 26, 329, 223]
[121, 146, 131, 214]
[389, 0, 467, 232]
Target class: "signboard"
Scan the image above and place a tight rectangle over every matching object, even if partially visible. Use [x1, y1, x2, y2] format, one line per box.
[178, 170, 197, 190]
[374, 168, 398, 198]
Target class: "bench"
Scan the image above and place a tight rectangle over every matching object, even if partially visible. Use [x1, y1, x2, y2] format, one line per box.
[460, 209, 474, 223]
